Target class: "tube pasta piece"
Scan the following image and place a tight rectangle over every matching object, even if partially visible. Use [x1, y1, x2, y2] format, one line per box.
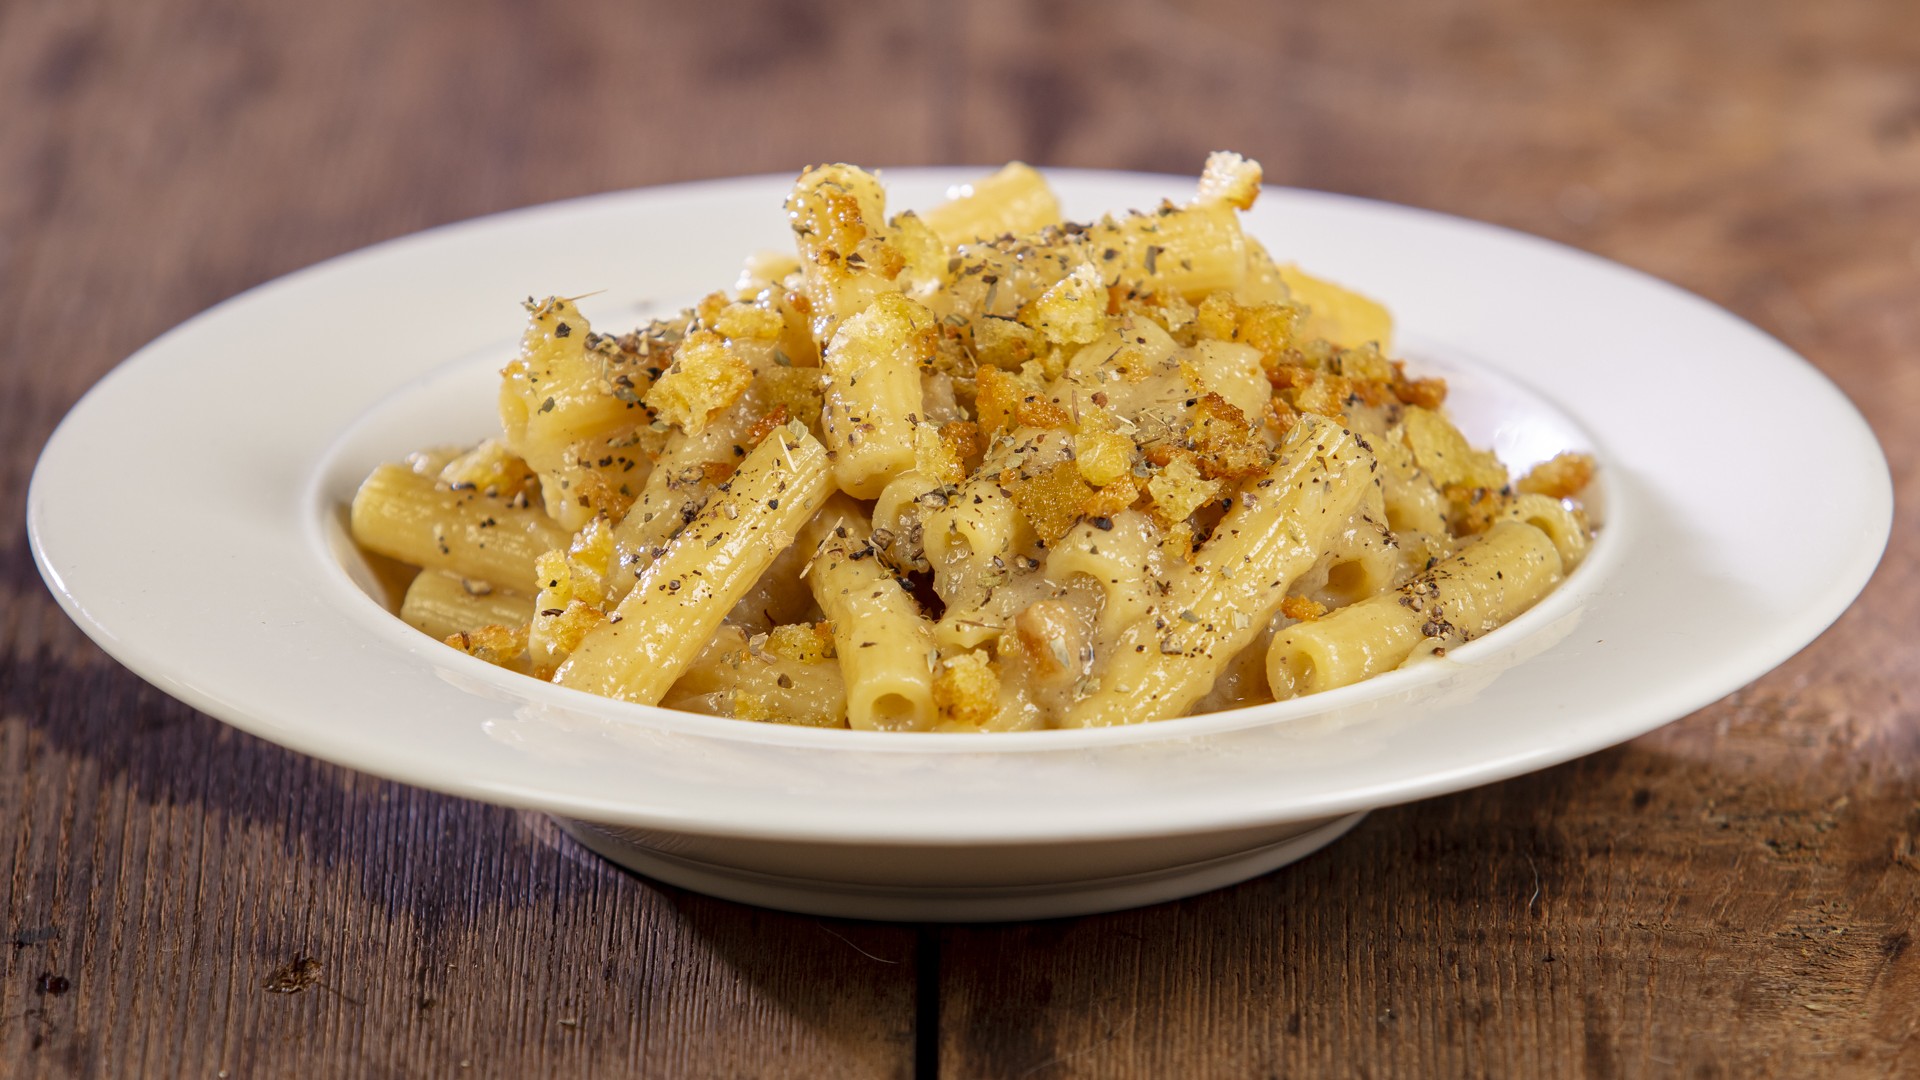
[820, 293, 934, 499]
[498, 298, 647, 529]
[1399, 407, 1507, 492]
[605, 384, 771, 598]
[661, 626, 849, 728]
[1044, 510, 1162, 648]
[803, 497, 941, 732]
[350, 464, 571, 589]
[737, 250, 803, 293]
[1373, 427, 1452, 536]
[554, 425, 833, 704]
[725, 535, 817, 633]
[1091, 200, 1248, 302]
[1234, 238, 1294, 307]
[918, 162, 1063, 248]
[873, 469, 942, 535]
[1276, 264, 1395, 352]
[400, 570, 535, 641]
[1500, 493, 1590, 569]
[870, 469, 945, 575]
[927, 470, 1029, 649]
[1267, 520, 1564, 699]
[1061, 416, 1377, 727]
[1302, 480, 1401, 608]
[787, 164, 906, 340]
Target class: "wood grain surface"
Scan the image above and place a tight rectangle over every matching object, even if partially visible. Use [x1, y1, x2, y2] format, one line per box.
[2, 0, 1914, 1076]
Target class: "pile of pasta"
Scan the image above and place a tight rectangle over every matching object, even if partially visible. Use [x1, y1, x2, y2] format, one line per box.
[350, 153, 1596, 731]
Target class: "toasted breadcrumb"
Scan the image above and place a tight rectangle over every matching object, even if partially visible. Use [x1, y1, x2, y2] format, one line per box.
[744, 405, 793, 449]
[1007, 460, 1094, 543]
[1329, 342, 1395, 385]
[972, 315, 1044, 370]
[712, 300, 784, 342]
[437, 440, 540, 502]
[1280, 595, 1328, 622]
[760, 367, 826, 438]
[1074, 429, 1136, 487]
[1146, 450, 1222, 528]
[1081, 477, 1141, 519]
[1268, 396, 1301, 436]
[1188, 393, 1268, 480]
[1194, 293, 1303, 374]
[1014, 391, 1073, 431]
[545, 601, 605, 654]
[1444, 483, 1512, 536]
[1160, 520, 1197, 563]
[527, 547, 610, 665]
[939, 420, 982, 471]
[566, 517, 615, 606]
[1196, 151, 1263, 210]
[1517, 452, 1596, 499]
[645, 330, 753, 435]
[887, 210, 950, 293]
[444, 623, 527, 667]
[766, 621, 836, 663]
[913, 422, 967, 485]
[1291, 370, 1357, 419]
[1026, 262, 1110, 345]
[974, 365, 1025, 432]
[933, 650, 1000, 728]
[1390, 361, 1448, 409]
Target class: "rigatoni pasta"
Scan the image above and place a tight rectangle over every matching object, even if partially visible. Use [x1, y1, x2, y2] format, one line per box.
[350, 152, 1598, 730]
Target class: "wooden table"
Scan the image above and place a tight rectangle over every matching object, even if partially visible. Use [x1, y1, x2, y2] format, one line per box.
[3, 0, 1914, 1075]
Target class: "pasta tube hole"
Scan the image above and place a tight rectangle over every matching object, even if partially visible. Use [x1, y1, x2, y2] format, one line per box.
[1323, 560, 1372, 605]
[1518, 513, 1560, 540]
[1270, 651, 1315, 700]
[868, 693, 923, 731]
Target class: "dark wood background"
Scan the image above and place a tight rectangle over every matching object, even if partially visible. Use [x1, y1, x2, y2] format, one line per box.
[3, 0, 1915, 1076]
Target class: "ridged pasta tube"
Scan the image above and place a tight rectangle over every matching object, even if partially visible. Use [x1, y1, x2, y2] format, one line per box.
[1089, 201, 1248, 301]
[803, 497, 941, 731]
[821, 294, 934, 499]
[787, 164, 906, 340]
[350, 464, 571, 590]
[918, 162, 1063, 248]
[400, 570, 535, 640]
[498, 298, 644, 529]
[1061, 415, 1375, 727]
[1266, 519, 1564, 699]
[555, 425, 833, 704]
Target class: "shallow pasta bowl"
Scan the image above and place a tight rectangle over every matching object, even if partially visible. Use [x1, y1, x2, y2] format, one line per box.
[28, 169, 1891, 921]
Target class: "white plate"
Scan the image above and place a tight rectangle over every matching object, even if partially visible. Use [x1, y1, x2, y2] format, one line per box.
[29, 170, 1891, 921]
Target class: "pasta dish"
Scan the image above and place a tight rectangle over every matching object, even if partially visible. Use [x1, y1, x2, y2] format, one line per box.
[349, 154, 1596, 731]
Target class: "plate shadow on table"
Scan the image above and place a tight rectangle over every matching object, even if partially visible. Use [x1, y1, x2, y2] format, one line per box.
[924, 713, 1920, 1076]
[8, 536, 920, 1064]
[532, 822, 926, 1033]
